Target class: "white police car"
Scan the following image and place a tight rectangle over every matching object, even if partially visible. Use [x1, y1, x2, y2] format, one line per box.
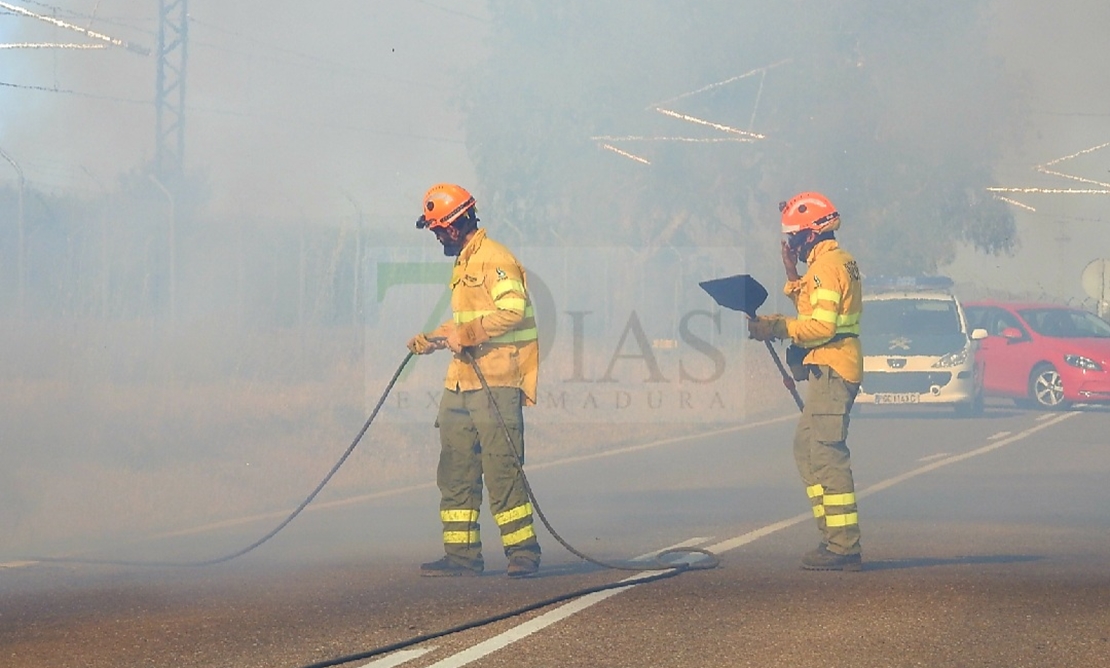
[857, 277, 988, 415]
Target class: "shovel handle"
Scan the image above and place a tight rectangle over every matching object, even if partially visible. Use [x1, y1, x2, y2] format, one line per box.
[764, 340, 805, 412]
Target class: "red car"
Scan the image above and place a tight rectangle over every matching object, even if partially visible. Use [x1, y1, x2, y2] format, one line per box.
[964, 300, 1110, 409]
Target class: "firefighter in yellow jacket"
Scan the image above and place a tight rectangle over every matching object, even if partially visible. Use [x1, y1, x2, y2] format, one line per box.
[407, 183, 541, 578]
[748, 192, 864, 571]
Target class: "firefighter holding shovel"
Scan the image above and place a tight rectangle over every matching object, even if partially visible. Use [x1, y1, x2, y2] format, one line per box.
[747, 192, 865, 571]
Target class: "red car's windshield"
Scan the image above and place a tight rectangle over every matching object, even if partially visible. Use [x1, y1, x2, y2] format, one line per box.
[1017, 308, 1110, 338]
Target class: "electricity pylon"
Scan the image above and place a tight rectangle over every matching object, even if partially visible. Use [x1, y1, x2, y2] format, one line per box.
[155, 0, 188, 180]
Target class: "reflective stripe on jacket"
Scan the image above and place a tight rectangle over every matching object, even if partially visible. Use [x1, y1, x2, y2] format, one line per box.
[783, 239, 863, 384]
[431, 229, 540, 405]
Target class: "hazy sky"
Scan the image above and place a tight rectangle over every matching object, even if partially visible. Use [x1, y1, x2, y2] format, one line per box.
[0, 0, 1108, 296]
[947, 0, 1110, 299]
[0, 0, 487, 221]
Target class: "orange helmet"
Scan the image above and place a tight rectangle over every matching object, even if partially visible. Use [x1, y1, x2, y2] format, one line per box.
[417, 183, 476, 230]
[779, 192, 840, 235]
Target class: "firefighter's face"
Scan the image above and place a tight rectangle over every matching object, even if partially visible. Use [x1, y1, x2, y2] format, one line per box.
[432, 223, 465, 256]
[786, 230, 817, 262]
[785, 231, 807, 252]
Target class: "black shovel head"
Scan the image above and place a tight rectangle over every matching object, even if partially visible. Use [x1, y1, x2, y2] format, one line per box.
[699, 274, 768, 318]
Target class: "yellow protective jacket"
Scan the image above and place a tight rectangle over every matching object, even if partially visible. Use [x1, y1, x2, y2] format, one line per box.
[783, 239, 863, 384]
[431, 229, 540, 405]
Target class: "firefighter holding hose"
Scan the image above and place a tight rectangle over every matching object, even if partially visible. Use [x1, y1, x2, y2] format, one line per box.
[747, 192, 865, 571]
[407, 183, 542, 578]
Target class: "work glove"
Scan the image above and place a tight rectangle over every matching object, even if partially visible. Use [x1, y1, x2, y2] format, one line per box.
[406, 333, 440, 355]
[747, 315, 789, 342]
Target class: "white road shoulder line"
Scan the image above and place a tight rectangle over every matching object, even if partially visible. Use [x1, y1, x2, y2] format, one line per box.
[357, 646, 435, 667]
[858, 411, 1076, 498]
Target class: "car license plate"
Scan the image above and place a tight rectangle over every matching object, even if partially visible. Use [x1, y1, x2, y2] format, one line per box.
[874, 393, 919, 404]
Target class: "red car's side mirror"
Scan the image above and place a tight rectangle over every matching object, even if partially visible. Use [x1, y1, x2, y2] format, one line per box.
[1001, 327, 1023, 340]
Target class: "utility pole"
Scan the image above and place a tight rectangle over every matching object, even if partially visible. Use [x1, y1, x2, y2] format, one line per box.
[155, 0, 188, 180]
[1, 147, 26, 318]
[149, 174, 176, 324]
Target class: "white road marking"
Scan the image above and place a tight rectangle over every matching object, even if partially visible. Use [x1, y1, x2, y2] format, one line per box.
[857, 411, 1076, 499]
[702, 512, 812, 555]
[429, 410, 1081, 667]
[423, 539, 706, 668]
[988, 431, 1012, 440]
[526, 414, 797, 472]
[357, 647, 436, 667]
[425, 581, 642, 668]
[1036, 413, 1057, 422]
[633, 536, 713, 560]
[917, 452, 951, 462]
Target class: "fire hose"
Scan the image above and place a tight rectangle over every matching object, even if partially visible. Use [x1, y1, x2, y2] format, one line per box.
[295, 341, 718, 668]
[25, 346, 720, 576]
[20, 339, 720, 667]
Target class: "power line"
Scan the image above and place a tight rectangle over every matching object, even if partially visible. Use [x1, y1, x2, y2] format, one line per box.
[1032, 110, 1110, 117]
[185, 15, 428, 89]
[186, 103, 465, 145]
[414, 0, 487, 23]
[0, 79, 151, 105]
[0, 80, 464, 144]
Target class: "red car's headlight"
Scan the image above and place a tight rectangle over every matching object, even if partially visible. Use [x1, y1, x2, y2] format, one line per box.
[1064, 354, 1103, 371]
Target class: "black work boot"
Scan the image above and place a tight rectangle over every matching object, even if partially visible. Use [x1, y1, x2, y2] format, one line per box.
[801, 545, 862, 572]
[506, 555, 539, 578]
[420, 556, 482, 577]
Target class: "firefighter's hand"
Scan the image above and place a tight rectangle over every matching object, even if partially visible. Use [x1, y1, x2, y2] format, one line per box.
[445, 329, 464, 354]
[781, 239, 800, 281]
[747, 315, 789, 341]
[406, 333, 442, 355]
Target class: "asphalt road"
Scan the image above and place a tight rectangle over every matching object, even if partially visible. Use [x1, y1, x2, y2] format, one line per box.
[2, 402, 1109, 668]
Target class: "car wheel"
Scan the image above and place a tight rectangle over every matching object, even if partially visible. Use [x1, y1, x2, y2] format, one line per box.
[1028, 363, 1069, 410]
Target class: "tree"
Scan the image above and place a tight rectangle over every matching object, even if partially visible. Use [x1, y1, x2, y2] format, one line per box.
[461, 0, 1023, 278]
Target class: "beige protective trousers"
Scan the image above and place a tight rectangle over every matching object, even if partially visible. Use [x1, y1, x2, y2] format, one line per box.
[793, 365, 862, 556]
[435, 386, 541, 570]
